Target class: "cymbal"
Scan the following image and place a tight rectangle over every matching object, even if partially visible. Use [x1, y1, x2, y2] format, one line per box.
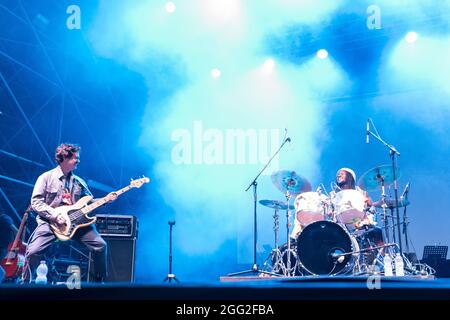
[259, 200, 295, 210]
[357, 165, 401, 191]
[271, 170, 311, 195]
[373, 198, 410, 209]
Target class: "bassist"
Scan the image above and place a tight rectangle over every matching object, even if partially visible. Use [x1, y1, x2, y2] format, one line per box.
[22, 143, 117, 283]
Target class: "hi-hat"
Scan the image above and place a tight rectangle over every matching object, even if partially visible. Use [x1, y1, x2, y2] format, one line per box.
[358, 165, 401, 191]
[271, 170, 311, 195]
[259, 200, 295, 211]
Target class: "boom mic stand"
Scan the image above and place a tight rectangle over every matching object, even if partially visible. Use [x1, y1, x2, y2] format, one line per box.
[401, 184, 414, 268]
[227, 136, 291, 277]
[366, 118, 403, 256]
[402, 196, 410, 254]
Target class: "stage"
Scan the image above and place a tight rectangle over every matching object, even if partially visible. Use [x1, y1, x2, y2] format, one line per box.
[1, 4, 450, 314]
[1, 275, 448, 301]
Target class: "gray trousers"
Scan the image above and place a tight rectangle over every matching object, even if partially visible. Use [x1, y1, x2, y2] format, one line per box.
[23, 222, 107, 282]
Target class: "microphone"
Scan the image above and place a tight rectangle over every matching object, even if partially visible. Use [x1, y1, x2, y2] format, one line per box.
[319, 183, 329, 196]
[364, 205, 376, 214]
[401, 182, 410, 199]
[284, 128, 291, 143]
[331, 182, 340, 192]
[366, 119, 370, 144]
[330, 253, 345, 263]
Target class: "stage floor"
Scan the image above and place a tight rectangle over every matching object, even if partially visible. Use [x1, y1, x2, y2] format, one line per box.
[1, 275, 449, 300]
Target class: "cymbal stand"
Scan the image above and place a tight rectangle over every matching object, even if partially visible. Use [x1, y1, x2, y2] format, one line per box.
[269, 209, 284, 274]
[285, 191, 292, 275]
[389, 207, 396, 244]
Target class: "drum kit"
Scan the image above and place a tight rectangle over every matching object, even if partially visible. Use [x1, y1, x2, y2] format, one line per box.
[260, 165, 411, 277]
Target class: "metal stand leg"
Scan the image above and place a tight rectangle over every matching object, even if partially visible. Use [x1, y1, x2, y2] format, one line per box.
[164, 221, 179, 283]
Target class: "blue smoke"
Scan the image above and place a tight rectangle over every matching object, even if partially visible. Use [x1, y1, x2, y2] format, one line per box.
[87, 0, 450, 281]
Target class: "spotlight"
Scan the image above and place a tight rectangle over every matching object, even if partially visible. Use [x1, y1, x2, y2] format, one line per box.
[263, 58, 275, 73]
[165, 2, 176, 13]
[405, 32, 418, 43]
[316, 49, 328, 59]
[211, 68, 221, 78]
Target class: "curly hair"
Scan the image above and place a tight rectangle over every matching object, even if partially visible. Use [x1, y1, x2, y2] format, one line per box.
[55, 143, 81, 164]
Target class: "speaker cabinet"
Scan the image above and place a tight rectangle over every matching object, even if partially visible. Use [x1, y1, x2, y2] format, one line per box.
[89, 237, 137, 282]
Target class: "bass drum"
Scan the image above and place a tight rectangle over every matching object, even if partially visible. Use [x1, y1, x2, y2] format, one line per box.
[296, 221, 359, 275]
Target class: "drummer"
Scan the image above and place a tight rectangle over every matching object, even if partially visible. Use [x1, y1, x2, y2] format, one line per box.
[335, 168, 383, 246]
[336, 168, 358, 191]
[336, 168, 372, 223]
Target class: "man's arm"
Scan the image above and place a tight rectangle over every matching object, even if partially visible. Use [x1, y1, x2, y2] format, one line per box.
[78, 178, 116, 204]
[31, 174, 59, 222]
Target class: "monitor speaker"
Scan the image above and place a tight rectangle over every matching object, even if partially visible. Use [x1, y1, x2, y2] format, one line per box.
[88, 237, 136, 282]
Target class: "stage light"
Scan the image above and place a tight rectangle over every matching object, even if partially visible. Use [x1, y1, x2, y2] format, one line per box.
[211, 68, 221, 78]
[263, 58, 275, 73]
[316, 49, 328, 59]
[165, 2, 176, 14]
[405, 32, 418, 43]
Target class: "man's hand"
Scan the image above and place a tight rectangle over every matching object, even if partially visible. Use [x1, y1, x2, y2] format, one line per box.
[105, 192, 118, 203]
[55, 214, 66, 226]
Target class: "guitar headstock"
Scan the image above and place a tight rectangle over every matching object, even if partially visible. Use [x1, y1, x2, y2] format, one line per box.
[130, 176, 150, 188]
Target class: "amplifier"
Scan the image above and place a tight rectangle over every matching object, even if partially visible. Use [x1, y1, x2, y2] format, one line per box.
[95, 214, 138, 238]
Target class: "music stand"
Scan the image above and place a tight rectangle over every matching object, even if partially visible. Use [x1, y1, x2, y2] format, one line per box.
[422, 245, 448, 261]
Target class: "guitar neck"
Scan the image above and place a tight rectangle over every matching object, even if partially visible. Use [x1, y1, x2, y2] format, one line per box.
[81, 185, 133, 214]
[10, 212, 28, 249]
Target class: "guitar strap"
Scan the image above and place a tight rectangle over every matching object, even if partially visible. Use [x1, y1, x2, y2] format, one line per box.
[62, 175, 75, 205]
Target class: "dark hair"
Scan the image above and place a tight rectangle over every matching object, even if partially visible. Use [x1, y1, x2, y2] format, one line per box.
[348, 175, 356, 188]
[55, 143, 80, 164]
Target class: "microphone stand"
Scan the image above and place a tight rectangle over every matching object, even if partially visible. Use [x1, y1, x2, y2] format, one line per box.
[227, 137, 291, 277]
[164, 221, 179, 283]
[367, 119, 403, 256]
[402, 192, 410, 254]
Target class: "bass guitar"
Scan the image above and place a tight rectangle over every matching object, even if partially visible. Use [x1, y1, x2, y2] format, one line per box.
[50, 177, 149, 241]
